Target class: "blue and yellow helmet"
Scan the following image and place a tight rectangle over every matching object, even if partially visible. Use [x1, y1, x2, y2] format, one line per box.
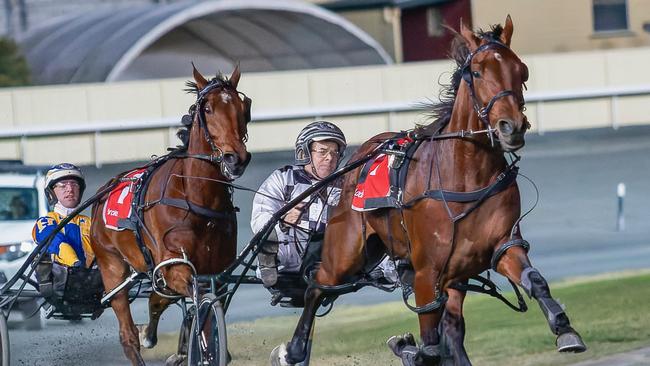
[44, 163, 86, 205]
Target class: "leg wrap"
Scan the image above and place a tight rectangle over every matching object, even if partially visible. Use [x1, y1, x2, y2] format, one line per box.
[520, 267, 549, 298]
[418, 344, 441, 363]
[521, 268, 571, 335]
[538, 297, 570, 335]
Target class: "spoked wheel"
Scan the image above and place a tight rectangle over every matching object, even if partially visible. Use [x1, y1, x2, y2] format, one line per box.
[0, 312, 9, 366]
[187, 293, 227, 366]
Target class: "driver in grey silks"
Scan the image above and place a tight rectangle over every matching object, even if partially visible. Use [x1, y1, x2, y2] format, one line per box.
[251, 121, 397, 287]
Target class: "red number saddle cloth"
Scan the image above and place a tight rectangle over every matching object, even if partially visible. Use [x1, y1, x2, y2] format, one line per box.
[102, 168, 146, 231]
[351, 137, 411, 212]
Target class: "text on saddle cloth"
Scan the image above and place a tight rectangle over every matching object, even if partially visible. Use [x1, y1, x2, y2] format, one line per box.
[103, 168, 146, 231]
[352, 137, 412, 212]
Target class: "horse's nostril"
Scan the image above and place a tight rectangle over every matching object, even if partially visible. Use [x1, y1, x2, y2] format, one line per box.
[223, 153, 238, 165]
[497, 119, 514, 135]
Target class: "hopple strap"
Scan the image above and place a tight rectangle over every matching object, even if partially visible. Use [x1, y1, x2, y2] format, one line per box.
[490, 238, 530, 271]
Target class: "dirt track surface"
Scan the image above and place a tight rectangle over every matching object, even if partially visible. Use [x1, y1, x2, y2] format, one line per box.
[571, 347, 650, 366]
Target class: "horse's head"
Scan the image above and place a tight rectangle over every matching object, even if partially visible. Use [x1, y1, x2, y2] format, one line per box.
[459, 15, 530, 152]
[190, 65, 252, 180]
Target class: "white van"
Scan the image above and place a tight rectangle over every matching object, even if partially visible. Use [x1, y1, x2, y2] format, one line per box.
[0, 162, 48, 329]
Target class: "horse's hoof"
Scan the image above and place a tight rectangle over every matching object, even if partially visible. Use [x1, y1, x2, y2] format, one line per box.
[387, 335, 403, 357]
[164, 353, 186, 366]
[270, 344, 294, 366]
[388, 333, 419, 357]
[403, 332, 416, 347]
[557, 331, 587, 353]
[137, 324, 157, 349]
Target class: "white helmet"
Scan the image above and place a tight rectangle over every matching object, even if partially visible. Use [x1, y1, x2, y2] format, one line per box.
[294, 121, 346, 166]
[44, 163, 86, 206]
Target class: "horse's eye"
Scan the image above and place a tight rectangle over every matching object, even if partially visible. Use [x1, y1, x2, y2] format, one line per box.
[204, 106, 212, 114]
[472, 71, 481, 78]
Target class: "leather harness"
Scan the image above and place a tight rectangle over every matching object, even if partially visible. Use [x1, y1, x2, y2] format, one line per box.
[103, 77, 250, 298]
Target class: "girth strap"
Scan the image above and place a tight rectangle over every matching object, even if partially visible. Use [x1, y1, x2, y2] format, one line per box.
[421, 165, 518, 203]
[490, 238, 530, 271]
[159, 197, 237, 220]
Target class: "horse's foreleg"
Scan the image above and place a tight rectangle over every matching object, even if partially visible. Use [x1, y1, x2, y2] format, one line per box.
[279, 212, 365, 365]
[439, 287, 471, 366]
[496, 245, 587, 353]
[283, 285, 325, 365]
[97, 253, 145, 366]
[387, 267, 447, 366]
[138, 293, 174, 349]
[112, 291, 146, 366]
[409, 267, 445, 366]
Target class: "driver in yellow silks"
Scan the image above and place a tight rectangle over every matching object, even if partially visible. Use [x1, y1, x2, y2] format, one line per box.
[32, 163, 94, 268]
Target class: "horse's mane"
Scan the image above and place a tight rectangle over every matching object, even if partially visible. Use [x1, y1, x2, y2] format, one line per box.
[415, 24, 504, 136]
[175, 73, 234, 150]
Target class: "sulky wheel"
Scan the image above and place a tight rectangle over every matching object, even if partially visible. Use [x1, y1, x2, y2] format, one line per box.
[0, 311, 9, 366]
[187, 293, 228, 366]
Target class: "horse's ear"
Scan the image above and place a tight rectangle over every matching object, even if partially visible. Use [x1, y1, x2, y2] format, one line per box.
[459, 19, 479, 51]
[501, 14, 514, 46]
[230, 64, 241, 89]
[192, 62, 208, 90]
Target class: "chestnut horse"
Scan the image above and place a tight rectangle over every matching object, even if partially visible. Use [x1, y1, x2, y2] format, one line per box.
[90, 66, 251, 365]
[274, 16, 586, 366]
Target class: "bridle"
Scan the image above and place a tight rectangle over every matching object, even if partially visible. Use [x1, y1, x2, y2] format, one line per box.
[460, 40, 526, 147]
[181, 78, 252, 166]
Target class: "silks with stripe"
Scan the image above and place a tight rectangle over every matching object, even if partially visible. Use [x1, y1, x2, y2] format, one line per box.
[32, 212, 94, 268]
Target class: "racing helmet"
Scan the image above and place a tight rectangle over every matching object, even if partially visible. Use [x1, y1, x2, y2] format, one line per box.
[294, 121, 346, 166]
[44, 163, 86, 206]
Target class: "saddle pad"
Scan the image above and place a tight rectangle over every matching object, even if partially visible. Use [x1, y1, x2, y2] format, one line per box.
[351, 154, 393, 211]
[103, 168, 146, 231]
[352, 137, 412, 212]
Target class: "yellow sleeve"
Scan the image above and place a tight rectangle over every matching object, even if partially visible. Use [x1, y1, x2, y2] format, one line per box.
[79, 216, 95, 267]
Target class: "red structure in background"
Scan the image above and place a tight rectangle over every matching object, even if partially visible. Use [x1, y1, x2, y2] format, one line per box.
[401, 0, 472, 61]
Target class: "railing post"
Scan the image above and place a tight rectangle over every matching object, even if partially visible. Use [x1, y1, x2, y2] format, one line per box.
[617, 182, 625, 231]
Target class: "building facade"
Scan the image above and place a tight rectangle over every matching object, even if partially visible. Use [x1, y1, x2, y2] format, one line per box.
[471, 0, 650, 55]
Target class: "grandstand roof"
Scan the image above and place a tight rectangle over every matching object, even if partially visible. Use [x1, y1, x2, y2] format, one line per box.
[323, 0, 450, 11]
[19, 0, 392, 84]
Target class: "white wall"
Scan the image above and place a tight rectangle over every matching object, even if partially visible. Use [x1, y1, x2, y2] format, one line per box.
[1, 46, 649, 165]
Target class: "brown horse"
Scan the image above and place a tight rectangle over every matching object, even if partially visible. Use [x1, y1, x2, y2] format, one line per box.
[275, 16, 586, 366]
[90, 66, 251, 365]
